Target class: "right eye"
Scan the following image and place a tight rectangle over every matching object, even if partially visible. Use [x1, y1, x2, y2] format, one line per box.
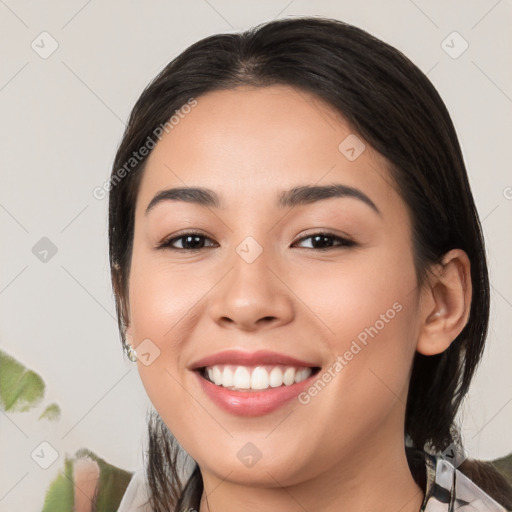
[157, 231, 218, 251]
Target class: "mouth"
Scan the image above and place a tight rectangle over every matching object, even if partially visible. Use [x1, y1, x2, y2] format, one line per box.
[196, 364, 322, 392]
[189, 349, 322, 416]
[192, 363, 322, 417]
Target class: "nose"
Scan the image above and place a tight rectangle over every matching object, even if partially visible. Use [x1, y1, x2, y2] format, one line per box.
[206, 243, 295, 332]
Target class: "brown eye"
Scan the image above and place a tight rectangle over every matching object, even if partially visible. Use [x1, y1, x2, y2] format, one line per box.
[158, 232, 217, 251]
[293, 233, 356, 250]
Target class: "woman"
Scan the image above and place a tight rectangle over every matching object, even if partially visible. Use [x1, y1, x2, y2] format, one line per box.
[108, 16, 512, 512]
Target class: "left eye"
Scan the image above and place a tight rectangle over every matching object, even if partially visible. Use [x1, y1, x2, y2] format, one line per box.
[158, 232, 355, 251]
[292, 233, 356, 250]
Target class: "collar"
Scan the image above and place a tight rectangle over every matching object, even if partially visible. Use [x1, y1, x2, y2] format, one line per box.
[421, 451, 509, 511]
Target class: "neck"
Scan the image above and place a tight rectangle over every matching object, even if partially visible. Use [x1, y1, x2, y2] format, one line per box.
[197, 433, 425, 512]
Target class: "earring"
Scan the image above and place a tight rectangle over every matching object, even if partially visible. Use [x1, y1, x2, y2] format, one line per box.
[126, 343, 138, 362]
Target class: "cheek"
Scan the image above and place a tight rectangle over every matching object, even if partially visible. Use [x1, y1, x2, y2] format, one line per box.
[127, 246, 207, 341]
[292, 239, 418, 349]
[295, 242, 420, 412]
[126, 247, 197, 407]
[296, 292, 420, 461]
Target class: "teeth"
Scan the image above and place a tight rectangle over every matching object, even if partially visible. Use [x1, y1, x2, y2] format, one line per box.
[204, 365, 313, 391]
[269, 367, 283, 388]
[295, 368, 310, 383]
[251, 367, 269, 390]
[233, 366, 251, 389]
[283, 367, 295, 386]
[223, 366, 234, 387]
[212, 366, 223, 386]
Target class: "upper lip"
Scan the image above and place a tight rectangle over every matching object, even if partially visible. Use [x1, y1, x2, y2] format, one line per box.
[189, 349, 320, 370]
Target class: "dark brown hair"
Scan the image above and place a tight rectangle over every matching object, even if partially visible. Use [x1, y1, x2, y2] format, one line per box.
[108, 16, 512, 511]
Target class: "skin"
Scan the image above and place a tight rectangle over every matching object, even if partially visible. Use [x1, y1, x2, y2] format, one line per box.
[124, 85, 472, 512]
[73, 458, 100, 512]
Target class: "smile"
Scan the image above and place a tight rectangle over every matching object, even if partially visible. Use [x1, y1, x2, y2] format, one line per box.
[201, 364, 318, 391]
[189, 349, 321, 416]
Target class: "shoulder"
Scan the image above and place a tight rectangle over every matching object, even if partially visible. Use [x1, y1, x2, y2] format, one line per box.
[423, 452, 511, 511]
[116, 466, 154, 512]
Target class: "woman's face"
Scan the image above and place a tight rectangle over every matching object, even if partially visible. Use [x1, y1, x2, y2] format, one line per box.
[126, 85, 426, 486]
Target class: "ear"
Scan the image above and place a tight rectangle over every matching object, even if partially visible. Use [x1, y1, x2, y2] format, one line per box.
[416, 249, 472, 356]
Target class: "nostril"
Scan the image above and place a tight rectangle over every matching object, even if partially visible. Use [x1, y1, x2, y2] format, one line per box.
[258, 316, 277, 324]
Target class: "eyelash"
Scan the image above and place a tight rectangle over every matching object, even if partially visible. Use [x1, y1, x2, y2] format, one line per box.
[157, 231, 356, 252]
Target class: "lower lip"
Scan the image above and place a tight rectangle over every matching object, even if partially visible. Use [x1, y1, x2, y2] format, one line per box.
[194, 370, 317, 417]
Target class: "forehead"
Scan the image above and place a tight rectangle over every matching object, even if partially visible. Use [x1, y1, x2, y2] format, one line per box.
[136, 85, 397, 213]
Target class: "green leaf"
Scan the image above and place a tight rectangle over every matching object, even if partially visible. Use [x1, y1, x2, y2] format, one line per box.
[75, 448, 133, 511]
[39, 403, 61, 421]
[41, 448, 133, 512]
[0, 350, 45, 412]
[41, 456, 74, 512]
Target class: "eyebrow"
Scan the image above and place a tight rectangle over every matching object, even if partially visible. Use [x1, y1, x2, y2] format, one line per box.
[145, 184, 381, 216]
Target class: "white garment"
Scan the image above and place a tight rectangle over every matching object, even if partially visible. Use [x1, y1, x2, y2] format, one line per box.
[116, 466, 153, 512]
[422, 454, 509, 511]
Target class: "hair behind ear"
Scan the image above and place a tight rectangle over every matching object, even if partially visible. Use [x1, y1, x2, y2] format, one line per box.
[111, 262, 129, 347]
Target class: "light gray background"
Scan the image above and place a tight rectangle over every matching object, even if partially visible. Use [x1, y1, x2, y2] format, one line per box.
[1, 1, 511, 510]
